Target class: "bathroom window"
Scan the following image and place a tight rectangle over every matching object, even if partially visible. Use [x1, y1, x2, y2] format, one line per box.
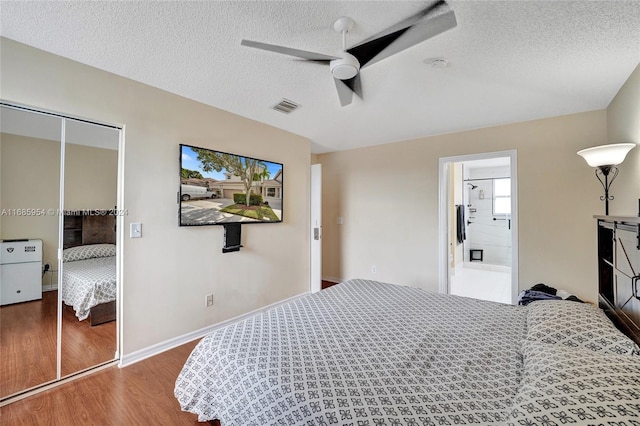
[493, 178, 511, 215]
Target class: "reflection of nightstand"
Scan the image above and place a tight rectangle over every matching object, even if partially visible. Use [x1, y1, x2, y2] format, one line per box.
[470, 249, 484, 262]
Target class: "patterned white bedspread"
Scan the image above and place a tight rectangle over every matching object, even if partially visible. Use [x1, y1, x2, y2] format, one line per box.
[175, 279, 527, 424]
[61, 256, 116, 320]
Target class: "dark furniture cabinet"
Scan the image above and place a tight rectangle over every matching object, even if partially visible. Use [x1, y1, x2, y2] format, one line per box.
[596, 215, 640, 345]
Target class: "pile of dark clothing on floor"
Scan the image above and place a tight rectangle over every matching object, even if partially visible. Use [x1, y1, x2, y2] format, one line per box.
[517, 283, 584, 306]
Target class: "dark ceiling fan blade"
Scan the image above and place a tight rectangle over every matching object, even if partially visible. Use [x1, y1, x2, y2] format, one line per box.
[334, 78, 353, 106]
[241, 39, 340, 62]
[347, 0, 456, 68]
[344, 74, 362, 99]
[334, 75, 362, 107]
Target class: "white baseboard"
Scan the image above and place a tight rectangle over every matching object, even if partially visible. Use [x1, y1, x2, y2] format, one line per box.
[322, 276, 341, 283]
[119, 291, 311, 368]
[42, 285, 58, 292]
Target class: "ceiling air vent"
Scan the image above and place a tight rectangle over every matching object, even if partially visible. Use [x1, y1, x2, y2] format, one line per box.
[272, 98, 300, 114]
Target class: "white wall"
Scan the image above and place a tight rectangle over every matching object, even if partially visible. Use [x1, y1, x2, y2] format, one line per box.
[0, 38, 311, 355]
[464, 165, 511, 266]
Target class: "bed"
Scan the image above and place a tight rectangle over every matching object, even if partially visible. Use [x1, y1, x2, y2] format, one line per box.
[174, 279, 640, 425]
[62, 213, 117, 326]
[61, 244, 116, 324]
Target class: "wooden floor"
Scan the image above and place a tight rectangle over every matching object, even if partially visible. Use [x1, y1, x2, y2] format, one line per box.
[0, 340, 210, 425]
[1, 284, 344, 424]
[0, 291, 116, 399]
[322, 280, 339, 289]
[0, 292, 57, 398]
[61, 300, 117, 376]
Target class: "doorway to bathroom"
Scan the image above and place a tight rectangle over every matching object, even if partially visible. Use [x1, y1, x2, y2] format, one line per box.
[438, 151, 518, 304]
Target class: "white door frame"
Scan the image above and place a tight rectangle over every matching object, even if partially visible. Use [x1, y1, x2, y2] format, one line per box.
[310, 164, 322, 293]
[438, 150, 519, 304]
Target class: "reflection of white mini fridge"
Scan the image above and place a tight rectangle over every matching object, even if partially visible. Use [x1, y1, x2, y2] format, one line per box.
[0, 239, 43, 305]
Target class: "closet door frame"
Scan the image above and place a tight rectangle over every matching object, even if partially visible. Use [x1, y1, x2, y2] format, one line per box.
[0, 100, 125, 404]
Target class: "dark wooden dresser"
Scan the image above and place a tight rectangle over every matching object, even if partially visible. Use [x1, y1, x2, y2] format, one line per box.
[596, 215, 640, 345]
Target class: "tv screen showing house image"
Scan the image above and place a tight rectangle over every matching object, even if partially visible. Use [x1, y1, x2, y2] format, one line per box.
[179, 144, 283, 226]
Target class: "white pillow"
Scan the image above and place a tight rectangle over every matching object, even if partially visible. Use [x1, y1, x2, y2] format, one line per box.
[506, 342, 640, 425]
[63, 244, 116, 262]
[526, 300, 639, 355]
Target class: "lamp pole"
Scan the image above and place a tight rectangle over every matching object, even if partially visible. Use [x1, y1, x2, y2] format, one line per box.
[595, 165, 618, 216]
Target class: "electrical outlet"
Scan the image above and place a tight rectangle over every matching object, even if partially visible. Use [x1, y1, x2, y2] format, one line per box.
[205, 294, 214, 307]
[371, 265, 377, 274]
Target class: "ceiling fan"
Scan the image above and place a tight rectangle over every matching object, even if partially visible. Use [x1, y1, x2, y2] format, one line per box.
[241, 0, 457, 107]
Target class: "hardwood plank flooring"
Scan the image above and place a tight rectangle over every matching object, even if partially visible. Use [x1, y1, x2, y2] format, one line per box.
[0, 291, 116, 399]
[0, 292, 57, 398]
[61, 301, 116, 376]
[2, 285, 342, 423]
[0, 340, 214, 425]
[322, 280, 339, 289]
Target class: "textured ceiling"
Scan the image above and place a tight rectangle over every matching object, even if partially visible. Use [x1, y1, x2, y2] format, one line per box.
[1, 1, 639, 153]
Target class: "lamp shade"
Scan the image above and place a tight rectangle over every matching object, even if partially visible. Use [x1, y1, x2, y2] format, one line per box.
[577, 143, 635, 167]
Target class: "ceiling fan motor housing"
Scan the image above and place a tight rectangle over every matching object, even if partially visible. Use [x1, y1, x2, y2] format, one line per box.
[330, 53, 360, 80]
[241, 2, 457, 106]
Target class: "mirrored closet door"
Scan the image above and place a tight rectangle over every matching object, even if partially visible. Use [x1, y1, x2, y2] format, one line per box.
[61, 119, 119, 377]
[0, 103, 121, 400]
[0, 106, 61, 398]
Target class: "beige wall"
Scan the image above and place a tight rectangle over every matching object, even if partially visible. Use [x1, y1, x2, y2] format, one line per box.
[607, 63, 640, 216]
[65, 144, 118, 211]
[319, 63, 639, 302]
[0, 134, 118, 287]
[319, 110, 608, 302]
[0, 38, 311, 354]
[0, 134, 60, 284]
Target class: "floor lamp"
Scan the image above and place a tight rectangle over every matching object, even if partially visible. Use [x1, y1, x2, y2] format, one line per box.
[577, 143, 635, 215]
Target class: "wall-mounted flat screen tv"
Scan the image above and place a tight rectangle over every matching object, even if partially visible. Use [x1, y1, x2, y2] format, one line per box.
[179, 144, 283, 226]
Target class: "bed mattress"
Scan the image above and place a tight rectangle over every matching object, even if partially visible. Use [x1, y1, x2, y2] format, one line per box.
[175, 279, 528, 424]
[61, 255, 116, 320]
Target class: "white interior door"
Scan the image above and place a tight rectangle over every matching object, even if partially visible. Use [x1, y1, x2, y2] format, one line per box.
[311, 164, 322, 293]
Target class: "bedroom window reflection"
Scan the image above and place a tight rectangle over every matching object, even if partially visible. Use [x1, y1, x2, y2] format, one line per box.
[494, 178, 511, 215]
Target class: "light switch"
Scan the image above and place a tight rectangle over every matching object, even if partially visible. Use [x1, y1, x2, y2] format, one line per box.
[130, 223, 142, 238]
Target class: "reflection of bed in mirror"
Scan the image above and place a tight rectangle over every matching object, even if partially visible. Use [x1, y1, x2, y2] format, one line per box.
[62, 213, 116, 326]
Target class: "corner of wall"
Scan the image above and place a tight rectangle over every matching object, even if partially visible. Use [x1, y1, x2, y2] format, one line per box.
[606, 63, 640, 216]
